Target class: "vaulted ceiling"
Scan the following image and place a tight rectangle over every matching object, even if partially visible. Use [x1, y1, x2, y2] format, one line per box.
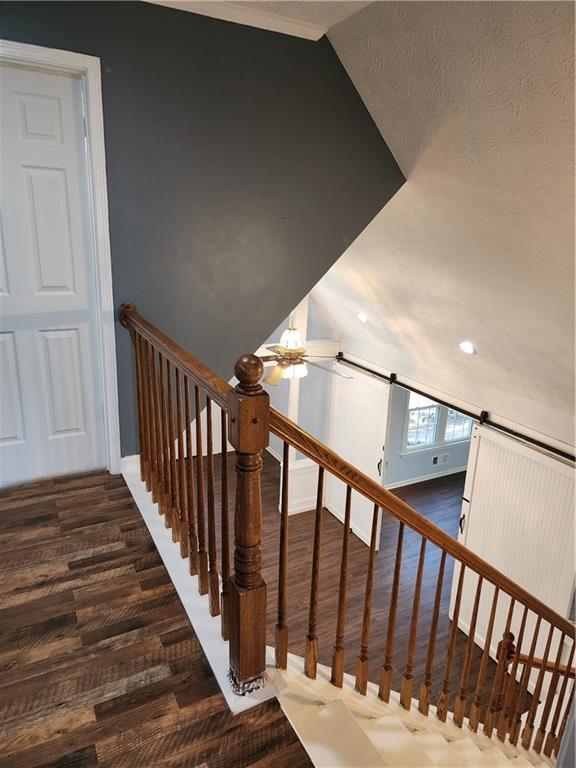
[309, 1, 574, 447]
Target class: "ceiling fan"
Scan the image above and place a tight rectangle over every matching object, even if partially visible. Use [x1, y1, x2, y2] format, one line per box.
[258, 327, 353, 386]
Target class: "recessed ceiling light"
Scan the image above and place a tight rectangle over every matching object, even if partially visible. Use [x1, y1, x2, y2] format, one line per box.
[459, 340, 477, 355]
[357, 312, 368, 323]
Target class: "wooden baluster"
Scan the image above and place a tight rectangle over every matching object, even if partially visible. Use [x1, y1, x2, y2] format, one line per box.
[227, 355, 269, 694]
[509, 616, 541, 745]
[184, 377, 199, 575]
[469, 586, 499, 731]
[331, 485, 352, 687]
[484, 599, 516, 737]
[158, 354, 172, 529]
[453, 575, 484, 726]
[400, 537, 427, 709]
[133, 332, 146, 482]
[194, 385, 209, 595]
[151, 348, 165, 511]
[378, 521, 404, 703]
[497, 606, 528, 741]
[533, 632, 567, 753]
[554, 682, 574, 757]
[140, 337, 152, 491]
[419, 550, 446, 716]
[545, 642, 575, 756]
[436, 563, 466, 722]
[175, 369, 189, 558]
[521, 624, 554, 749]
[356, 505, 380, 695]
[304, 467, 325, 679]
[275, 441, 290, 669]
[220, 408, 231, 640]
[146, 343, 159, 501]
[166, 361, 180, 543]
[205, 396, 220, 616]
[521, 627, 555, 750]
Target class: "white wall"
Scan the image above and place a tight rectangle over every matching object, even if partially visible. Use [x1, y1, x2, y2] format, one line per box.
[384, 386, 471, 488]
[311, 2, 575, 451]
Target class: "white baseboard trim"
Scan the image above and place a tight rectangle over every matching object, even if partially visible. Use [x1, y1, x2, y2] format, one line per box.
[384, 465, 468, 490]
[120, 455, 277, 714]
[325, 504, 371, 547]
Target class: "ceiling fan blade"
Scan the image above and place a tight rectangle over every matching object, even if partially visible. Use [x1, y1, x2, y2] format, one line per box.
[258, 354, 278, 362]
[264, 364, 286, 386]
[306, 360, 354, 380]
[303, 354, 338, 360]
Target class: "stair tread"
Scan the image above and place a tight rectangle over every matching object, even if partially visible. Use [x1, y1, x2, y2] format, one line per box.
[359, 714, 438, 767]
[279, 697, 386, 767]
[274, 659, 552, 768]
[415, 729, 496, 767]
[508, 756, 537, 768]
[482, 747, 519, 767]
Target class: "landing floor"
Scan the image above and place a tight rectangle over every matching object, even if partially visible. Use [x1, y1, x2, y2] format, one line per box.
[0, 471, 311, 768]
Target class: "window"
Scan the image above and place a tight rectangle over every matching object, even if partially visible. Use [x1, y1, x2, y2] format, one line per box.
[444, 408, 474, 442]
[405, 393, 440, 447]
[404, 393, 474, 451]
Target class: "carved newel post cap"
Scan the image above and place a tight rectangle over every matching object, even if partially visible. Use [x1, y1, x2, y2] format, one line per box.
[234, 354, 264, 394]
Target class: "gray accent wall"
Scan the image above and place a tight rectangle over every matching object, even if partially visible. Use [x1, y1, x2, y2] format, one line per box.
[1, 1, 405, 455]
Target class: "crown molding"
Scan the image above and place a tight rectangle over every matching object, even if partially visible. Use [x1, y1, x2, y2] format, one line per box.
[146, 1, 326, 40]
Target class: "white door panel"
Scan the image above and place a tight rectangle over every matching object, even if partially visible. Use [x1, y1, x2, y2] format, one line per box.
[0, 63, 104, 486]
[325, 372, 389, 546]
[452, 425, 574, 666]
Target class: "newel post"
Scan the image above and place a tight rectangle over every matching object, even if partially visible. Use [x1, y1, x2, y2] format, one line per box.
[227, 354, 269, 695]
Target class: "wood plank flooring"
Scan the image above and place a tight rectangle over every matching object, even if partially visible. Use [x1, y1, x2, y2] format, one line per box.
[0, 471, 312, 768]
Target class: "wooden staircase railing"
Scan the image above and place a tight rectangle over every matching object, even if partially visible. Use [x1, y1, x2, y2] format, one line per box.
[121, 304, 575, 757]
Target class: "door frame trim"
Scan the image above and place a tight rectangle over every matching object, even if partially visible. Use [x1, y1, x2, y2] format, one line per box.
[0, 39, 121, 474]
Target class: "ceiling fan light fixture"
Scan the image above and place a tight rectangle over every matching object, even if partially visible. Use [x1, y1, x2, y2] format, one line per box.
[282, 362, 308, 380]
[277, 327, 305, 357]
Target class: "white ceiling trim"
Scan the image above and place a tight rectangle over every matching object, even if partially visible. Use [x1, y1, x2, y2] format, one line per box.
[146, 1, 326, 40]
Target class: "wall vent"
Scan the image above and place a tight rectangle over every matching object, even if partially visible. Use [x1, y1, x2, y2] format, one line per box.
[432, 453, 449, 466]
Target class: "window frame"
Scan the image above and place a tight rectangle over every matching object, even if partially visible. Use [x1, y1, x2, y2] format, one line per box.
[401, 392, 474, 454]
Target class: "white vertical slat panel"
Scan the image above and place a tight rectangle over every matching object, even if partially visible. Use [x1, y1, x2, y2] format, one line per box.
[452, 425, 574, 667]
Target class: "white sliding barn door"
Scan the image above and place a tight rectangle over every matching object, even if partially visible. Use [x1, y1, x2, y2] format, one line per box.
[0, 63, 104, 487]
[452, 425, 574, 664]
[325, 372, 389, 546]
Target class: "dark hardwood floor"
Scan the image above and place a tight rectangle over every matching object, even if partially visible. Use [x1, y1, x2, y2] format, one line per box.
[0, 457, 527, 767]
[0, 471, 311, 768]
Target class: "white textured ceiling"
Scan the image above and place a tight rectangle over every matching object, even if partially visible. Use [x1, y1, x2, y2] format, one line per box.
[310, 1, 575, 447]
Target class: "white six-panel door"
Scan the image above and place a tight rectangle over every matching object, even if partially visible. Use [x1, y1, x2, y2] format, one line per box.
[0, 63, 104, 486]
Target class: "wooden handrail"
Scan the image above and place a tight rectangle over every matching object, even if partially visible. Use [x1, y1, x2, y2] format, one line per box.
[517, 653, 576, 679]
[269, 407, 575, 638]
[121, 303, 575, 727]
[120, 304, 231, 410]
